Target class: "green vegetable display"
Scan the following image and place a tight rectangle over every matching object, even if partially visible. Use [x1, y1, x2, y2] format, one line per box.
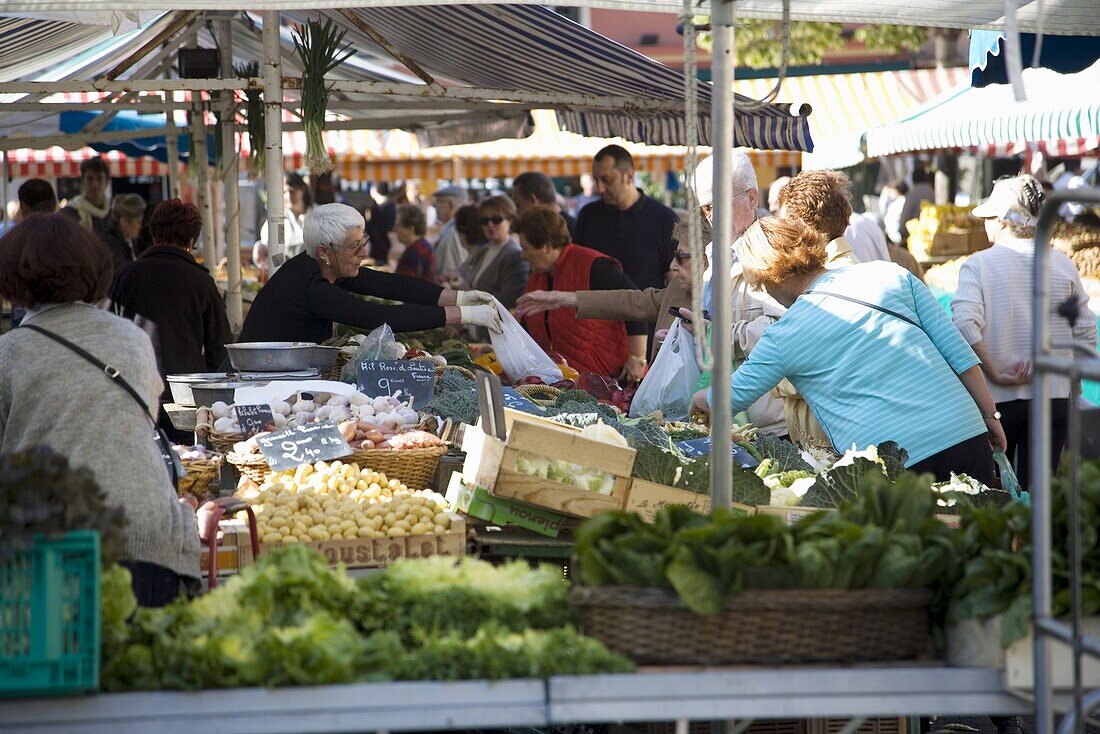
[575, 471, 956, 616]
[102, 548, 631, 691]
[940, 459, 1100, 647]
[426, 372, 480, 425]
[0, 447, 128, 566]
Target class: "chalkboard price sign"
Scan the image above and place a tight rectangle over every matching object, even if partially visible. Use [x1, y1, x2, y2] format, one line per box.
[256, 421, 353, 472]
[500, 387, 544, 415]
[357, 360, 436, 407]
[235, 404, 275, 438]
[675, 437, 760, 468]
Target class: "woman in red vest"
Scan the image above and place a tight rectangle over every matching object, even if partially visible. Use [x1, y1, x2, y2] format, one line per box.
[514, 206, 643, 378]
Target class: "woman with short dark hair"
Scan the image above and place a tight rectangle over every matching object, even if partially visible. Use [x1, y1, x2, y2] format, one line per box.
[394, 204, 437, 282]
[110, 199, 232, 440]
[513, 205, 639, 378]
[101, 193, 147, 270]
[459, 195, 529, 309]
[0, 213, 201, 606]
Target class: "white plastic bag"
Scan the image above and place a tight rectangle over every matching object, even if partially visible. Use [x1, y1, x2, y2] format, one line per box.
[489, 304, 562, 384]
[628, 319, 701, 421]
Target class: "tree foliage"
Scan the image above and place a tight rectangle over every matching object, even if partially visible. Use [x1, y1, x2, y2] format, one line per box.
[693, 19, 929, 69]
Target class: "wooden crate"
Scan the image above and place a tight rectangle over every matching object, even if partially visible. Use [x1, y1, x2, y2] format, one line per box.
[257, 514, 466, 570]
[968, 228, 991, 253]
[755, 504, 823, 526]
[462, 411, 636, 519]
[626, 479, 713, 520]
[929, 230, 971, 256]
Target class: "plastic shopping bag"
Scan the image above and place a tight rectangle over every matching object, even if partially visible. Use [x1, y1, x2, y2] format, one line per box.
[629, 319, 701, 421]
[339, 324, 405, 382]
[489, 304, 563, 384]
[993, 447, 1029, 506]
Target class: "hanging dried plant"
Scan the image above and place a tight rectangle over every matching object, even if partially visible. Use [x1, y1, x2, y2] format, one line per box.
[235, 61, 265, 180]
[292, 19, 353, 175]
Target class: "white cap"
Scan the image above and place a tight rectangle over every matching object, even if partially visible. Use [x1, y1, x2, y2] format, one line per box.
[692, 151, 758, 207]
[972, 175, 1044, 227]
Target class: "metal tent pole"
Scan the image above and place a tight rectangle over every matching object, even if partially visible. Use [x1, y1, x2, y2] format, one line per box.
[165, 123, 181, 200]
[261, 10, 285, 272]
[220, 18, 243, 334]
[708, 0, 735, 508]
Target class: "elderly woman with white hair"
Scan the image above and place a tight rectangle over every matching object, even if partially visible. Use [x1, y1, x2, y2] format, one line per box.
[691, 216, 1007, 483]
[238, 203, 501, 344]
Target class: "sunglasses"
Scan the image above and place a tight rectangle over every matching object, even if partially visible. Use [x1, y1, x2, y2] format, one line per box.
[672, 251, 692, 263]
[479, 215, 505, 225]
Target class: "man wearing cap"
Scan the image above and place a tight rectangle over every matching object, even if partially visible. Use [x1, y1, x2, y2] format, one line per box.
[689, 151, 787, 439]
[952, 174, 1097, 486]
[431, 185, 469, 286]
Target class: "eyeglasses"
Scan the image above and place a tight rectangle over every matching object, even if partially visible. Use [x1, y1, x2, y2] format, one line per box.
[700, 189, 753, 218]
[479, 215, 505, 225]
[672, 251, 692, 264]
[329, 238, 368, 255]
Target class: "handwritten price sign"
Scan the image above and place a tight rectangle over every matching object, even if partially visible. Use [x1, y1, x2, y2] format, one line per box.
[256, 421, 352, 472]
[357, 360, 436, 406]
[500, 387, 544, 415]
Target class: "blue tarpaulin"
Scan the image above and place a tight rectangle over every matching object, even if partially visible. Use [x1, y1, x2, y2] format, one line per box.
[969, 29, 1100, 88]
[59, 110, 214, 165]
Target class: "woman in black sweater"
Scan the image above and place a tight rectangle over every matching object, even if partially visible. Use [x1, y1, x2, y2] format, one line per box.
[238, 203, 501, 344]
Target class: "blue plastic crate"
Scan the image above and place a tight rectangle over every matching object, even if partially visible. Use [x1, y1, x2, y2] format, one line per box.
[0, 531, 100, 697]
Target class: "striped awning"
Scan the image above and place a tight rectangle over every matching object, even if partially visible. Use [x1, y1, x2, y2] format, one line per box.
[733, 67, 967, 170]
[6, 146, 165, 178]
[864, 59, 1100, 159]
[321, 5, 813, 151]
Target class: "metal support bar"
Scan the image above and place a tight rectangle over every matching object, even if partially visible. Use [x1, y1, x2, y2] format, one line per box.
[1035, 618, 1100, 660]
[221, 18, 244, 333]
[1030, 186, 1100, 734]
[707, 0, 735, 508]
[0, 102, 203, 112]
[0, 79, 255, 94]
[335, 9, 439, 87]
[262, 10, 285, 273]
[164, 125, 181, 199]
[1034, 355, 1100, 382]
[105, 10, 204, 81]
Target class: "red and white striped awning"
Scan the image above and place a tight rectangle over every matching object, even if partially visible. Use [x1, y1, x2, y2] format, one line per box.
[6, 146, 166, 178]
[967, 137, 1100, 158]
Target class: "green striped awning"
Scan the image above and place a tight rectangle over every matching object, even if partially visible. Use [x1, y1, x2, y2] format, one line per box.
[863, 59, 1100, 159]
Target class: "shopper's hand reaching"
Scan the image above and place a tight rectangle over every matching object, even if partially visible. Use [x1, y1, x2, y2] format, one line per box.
[985, 416, 1008, 452]
[516, 290, 575, 318]
[988, 361, 1032, 386]
[460, 304, 504, 334]
[690, 388, 711, 415]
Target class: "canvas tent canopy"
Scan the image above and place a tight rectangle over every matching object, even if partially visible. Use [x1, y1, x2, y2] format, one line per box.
[2, 0, 1098, 35]
[863, 59, 1100, 159]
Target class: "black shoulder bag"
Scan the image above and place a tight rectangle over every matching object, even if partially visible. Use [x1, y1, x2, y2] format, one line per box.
[20, 324, 184, 487]
[810, 290, 922, 329]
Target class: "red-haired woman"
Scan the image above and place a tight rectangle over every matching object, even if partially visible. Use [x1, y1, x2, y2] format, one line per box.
[111, 199, 232, 438]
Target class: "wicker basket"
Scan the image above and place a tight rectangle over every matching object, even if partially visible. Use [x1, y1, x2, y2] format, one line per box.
[569, 586, 932, 665]
[330, 351, 353, 382]
[515, 384, 562, 406]
[179, 458, 221, 499]
[226, 452, 273, 485]
[209, 431, 245, 454]
[436, 364, 475, 381]
[347, 444, 447, 490]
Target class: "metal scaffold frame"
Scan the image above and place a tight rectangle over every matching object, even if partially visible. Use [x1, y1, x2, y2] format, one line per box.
[1029, 187, 1100, 734]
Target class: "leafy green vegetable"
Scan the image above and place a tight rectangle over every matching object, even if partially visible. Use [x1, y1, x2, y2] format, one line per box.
[800, 443, 910, 509]
[752, 434, 812, 473]
[102, 547, 630, 691]
[426, 373, 479, 424]
[0, 447, 128, 566]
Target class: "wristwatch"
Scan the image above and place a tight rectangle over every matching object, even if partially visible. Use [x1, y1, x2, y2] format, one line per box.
[982, 410, 1002, 421]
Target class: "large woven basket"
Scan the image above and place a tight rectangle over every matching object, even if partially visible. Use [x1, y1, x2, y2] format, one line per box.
[330, 351, 353, 382]
[569, 586, 933, 665]
[209, 431, 245, 454]
[436, 364, 475, 381]
[515, 384, 562, 406]
[226, 451, 273, 485]
[179, 458, 221, 500]
[347, 445, 447, 490]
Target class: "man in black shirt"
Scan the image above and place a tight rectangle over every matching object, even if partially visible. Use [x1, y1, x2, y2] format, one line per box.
[512, 171, 577, 239]
[574, 145, 678, 354]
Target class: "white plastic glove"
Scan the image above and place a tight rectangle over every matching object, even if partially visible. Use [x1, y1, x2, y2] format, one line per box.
[457, 290, 496, 306]
[460, 304, 503, 334]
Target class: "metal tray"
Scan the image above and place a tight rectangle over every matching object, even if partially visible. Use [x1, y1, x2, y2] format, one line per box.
[166, 372, 231, 407]
[190, 381, 258, 408]
[226, 342, 316, 372]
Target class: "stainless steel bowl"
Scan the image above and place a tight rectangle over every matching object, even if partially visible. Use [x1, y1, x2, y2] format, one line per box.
[190, 381, 258, 408]
[166, 372, 232, 407]
[226, 342, 317, 372]
[310, 346, 341, 376]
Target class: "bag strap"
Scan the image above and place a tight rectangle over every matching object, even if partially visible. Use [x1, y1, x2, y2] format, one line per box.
[20, 324, 156, 424]
[810, 290, 922, 330]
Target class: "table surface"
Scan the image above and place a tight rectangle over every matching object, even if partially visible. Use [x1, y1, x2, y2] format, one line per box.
[0, 666, 1032, 734]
